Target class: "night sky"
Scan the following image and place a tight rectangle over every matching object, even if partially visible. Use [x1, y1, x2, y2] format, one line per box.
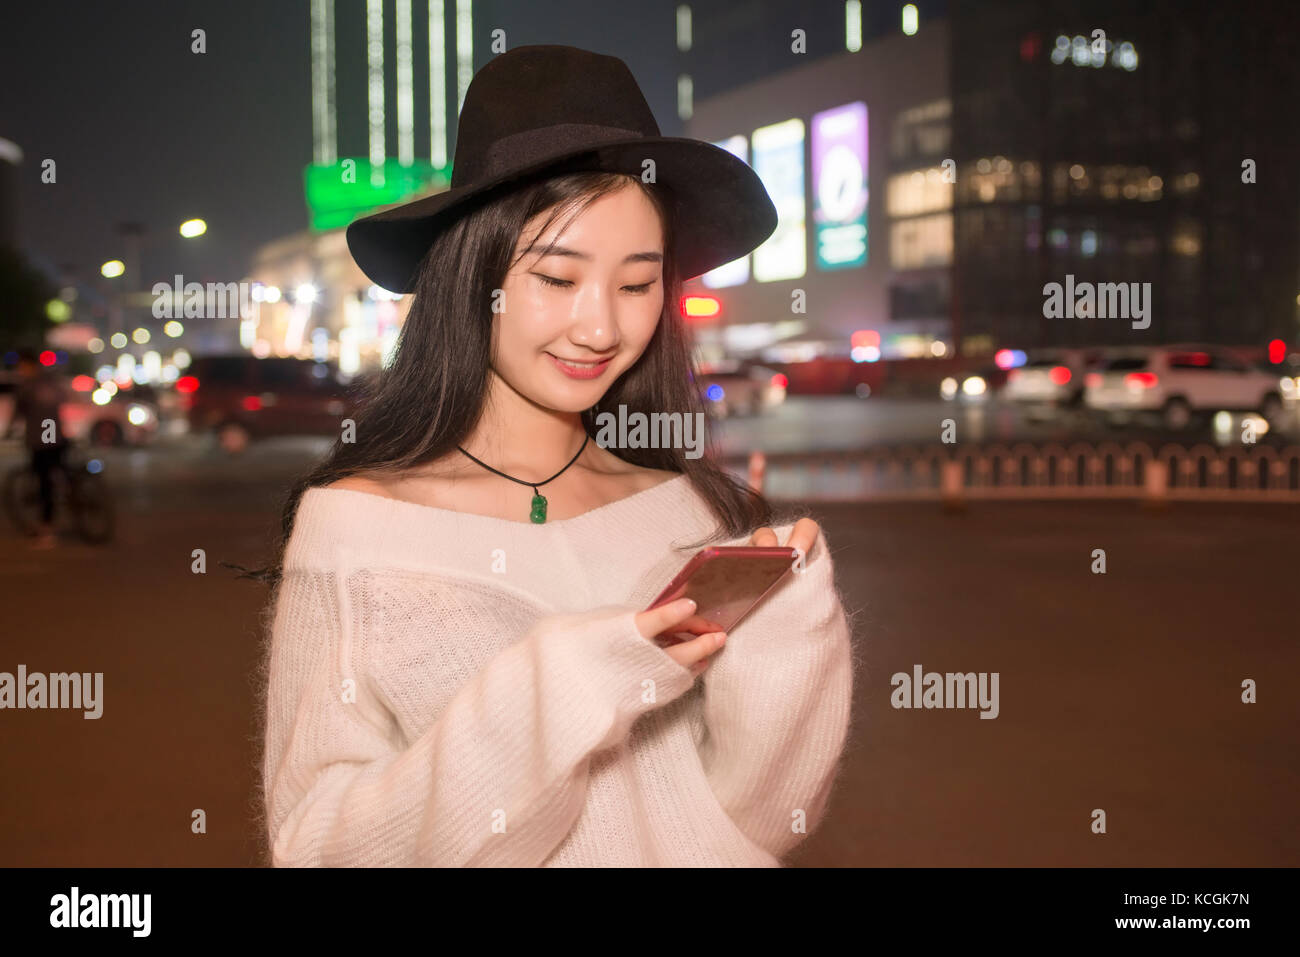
[1, 1, 676, 294]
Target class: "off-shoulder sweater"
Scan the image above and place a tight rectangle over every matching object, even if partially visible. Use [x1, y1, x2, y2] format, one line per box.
[261, 473, 856, 867]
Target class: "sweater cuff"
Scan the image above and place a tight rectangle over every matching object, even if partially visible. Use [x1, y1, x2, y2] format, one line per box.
[553, 607, 699, 746]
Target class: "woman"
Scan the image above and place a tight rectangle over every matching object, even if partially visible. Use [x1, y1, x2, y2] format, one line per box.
[254, 45, 855, 867]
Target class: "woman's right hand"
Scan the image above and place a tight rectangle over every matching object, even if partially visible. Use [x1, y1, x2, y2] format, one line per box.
[634, 598, 726, 678]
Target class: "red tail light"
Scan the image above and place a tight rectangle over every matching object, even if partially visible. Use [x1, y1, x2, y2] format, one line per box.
[242, 395, 262, 411]
[1086, 373, 1102, 388]
[681, 296, 721, 319]
[771, 373, 788, 388]
[1125, 372, 1158, 388]
[175, 375, 199, 393]
[1049, 366, 1072, 385]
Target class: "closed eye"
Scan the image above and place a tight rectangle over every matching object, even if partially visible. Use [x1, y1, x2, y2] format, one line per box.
[534, 274, 657, 294]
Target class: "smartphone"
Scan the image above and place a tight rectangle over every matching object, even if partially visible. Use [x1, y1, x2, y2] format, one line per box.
[644, 546, 798, 646]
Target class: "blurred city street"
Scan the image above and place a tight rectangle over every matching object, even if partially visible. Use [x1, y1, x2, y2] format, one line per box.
[3, 0, 1298, 879]
[1, 396, 1296, 866]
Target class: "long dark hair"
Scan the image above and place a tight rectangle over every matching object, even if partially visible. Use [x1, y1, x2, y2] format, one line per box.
[230, 169, 805, 588]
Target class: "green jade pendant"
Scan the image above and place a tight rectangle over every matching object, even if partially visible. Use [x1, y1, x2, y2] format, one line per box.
[529, 490, 548, 524]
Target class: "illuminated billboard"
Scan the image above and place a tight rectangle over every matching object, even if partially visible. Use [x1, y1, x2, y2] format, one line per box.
[751, 118, 806, 282]
[812, 102, 868, 269]
[702, 135, 752, 289]
[303, 159, 448, 231]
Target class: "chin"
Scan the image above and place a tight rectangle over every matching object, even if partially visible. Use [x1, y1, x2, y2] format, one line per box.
[537, 384, 613, 414]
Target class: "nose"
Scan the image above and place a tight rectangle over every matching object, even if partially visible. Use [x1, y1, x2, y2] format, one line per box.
[565, 282, 620, 354]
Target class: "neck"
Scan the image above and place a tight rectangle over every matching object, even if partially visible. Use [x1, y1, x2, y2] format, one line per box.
[459, 370, 591, 482]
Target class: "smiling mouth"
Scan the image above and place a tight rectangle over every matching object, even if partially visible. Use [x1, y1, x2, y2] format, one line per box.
[546, 353, 615, 378]
[546, 353, 615, 365]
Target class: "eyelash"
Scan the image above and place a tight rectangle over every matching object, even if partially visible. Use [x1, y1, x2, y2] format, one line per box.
[536, 274, 655, 295]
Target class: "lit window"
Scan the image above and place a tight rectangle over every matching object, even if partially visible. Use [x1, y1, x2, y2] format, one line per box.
[890, 213, 953, 270]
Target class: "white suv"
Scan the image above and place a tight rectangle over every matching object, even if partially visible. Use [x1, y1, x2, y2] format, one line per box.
[1084, 345, 1289, 430]
[1003, 349, 1097, 421]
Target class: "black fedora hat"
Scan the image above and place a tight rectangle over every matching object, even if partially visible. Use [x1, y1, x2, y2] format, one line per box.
[345, 44, 777, 294]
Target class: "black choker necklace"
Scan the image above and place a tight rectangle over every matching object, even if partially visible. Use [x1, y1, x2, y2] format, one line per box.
[456, 433, 590, 524]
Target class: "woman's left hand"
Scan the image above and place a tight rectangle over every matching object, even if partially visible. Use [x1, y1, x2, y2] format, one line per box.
[750, 517, 820, 562]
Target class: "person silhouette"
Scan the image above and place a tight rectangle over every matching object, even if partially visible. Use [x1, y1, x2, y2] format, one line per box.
[9, 349, 71, 549]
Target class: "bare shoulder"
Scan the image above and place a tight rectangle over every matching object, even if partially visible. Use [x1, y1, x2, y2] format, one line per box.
[320, 461, 467, 509]
[321, 473, 395, 498]
[606, 459, 682, 491]
[583, 446, 682, 492]
[638, 466, 685, 488]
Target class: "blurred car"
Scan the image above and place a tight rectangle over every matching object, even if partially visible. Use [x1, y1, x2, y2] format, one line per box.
[0, 370, 158, 447]
[177, 355, 356, 452]
[694, 359, 787, 418]
[61, 388, 160, 446]
[1002, 349, 1096, 421]
[940, 367, 1000, 404]
[123, 382, 182, 426]
[1084, 344, 1288, 430]
[1270, 358, 1300, 405]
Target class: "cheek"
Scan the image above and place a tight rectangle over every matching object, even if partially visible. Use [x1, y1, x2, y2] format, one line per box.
[628, 292, 665, 344]
[499, 280, 562, 343]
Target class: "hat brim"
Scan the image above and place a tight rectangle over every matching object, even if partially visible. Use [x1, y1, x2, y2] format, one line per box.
[345, 137, 777, 294]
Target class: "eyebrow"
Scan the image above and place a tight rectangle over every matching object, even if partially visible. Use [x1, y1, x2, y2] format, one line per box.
[534, 245, 663, 265]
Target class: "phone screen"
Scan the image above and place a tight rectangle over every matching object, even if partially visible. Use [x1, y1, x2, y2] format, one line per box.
[645, 546, 797, 644]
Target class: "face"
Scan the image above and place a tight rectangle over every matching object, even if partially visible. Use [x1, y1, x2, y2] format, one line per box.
[491, 181, 665, 412]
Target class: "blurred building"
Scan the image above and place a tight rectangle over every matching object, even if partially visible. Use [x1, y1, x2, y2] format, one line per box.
[243, 0, 473, 371]
[681, 3, 948, 362]
[681, 0, 1300, 360]
[677, 1, 946, 107]
[0, 137, 19, 248]
[245, 228, 410, 376]
[950, 0, 1300, 352]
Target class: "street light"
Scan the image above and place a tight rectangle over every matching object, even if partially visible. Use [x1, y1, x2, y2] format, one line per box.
[101, 260, 125, 278]
[179, 218, 207, 238]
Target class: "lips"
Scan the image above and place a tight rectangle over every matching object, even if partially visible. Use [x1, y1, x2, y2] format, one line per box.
[546, 352, 614, 379]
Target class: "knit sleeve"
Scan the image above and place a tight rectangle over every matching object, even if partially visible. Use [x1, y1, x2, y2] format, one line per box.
[695, 526, 856, 860]
[262, 567, 699, 867]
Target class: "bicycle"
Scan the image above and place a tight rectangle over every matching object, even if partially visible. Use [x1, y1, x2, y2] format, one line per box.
[2, 440, 116, 544]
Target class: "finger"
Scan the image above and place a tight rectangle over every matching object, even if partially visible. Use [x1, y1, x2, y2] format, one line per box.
[750, 526, 779, 547]
[655, 619, 724, 647]
[634, 597, 698, 640]
[673, 612, 727, 635]
[664, 630, 726, 669]
[646, 611, 724, 645]
[786, 518, 820, 562]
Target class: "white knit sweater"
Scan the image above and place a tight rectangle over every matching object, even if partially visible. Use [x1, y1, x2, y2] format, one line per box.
[261, 473, 855, 867]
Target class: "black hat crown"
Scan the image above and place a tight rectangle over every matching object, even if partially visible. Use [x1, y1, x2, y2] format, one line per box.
[451, 46, 662, 189]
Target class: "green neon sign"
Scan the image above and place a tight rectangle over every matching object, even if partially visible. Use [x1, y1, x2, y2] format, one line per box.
[303, 159, 450, 231]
